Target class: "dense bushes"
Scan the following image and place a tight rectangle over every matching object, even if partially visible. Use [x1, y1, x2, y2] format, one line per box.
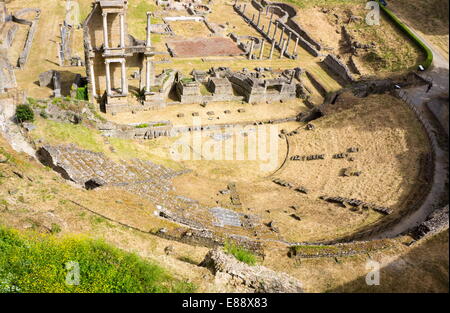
[15, 105, 34, 123]
[75, 87, 88, 101]
[0, 227, 195, 293]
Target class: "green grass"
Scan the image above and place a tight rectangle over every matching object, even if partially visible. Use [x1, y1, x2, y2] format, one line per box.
[180, 77, 195, 84]
[376, 0, 433, 68]
[127, 1, 158, 40]
[0, 226, 196, 293]
[30, 119, 106, 153]
[135, 123, 150, 128]
[29, 117, 183, 170]
[223, 241, 257, 266]
[200, 84, 211, 96]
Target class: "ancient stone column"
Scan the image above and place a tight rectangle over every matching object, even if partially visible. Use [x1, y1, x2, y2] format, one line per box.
[102, 13, 109, 49]
[57, 44, 63, 67]
[248, 39, 254, 60]
[105, 60, 111, 95]
[269, 40, 275, 59]
[259, 39, 265, 59]
[89, 61, 97, 98]
[257, 10, 261, 27]
[293, 37, 299, 55]
[119, 13, 125, 48]
[120, 59, 128, 95]
[285, 31, 292, 51]
[279, 26, 284, 46]
[243, 4, 246, 15]
[272, 22, 278, 41]
[279, 39, 286, 58]
[146, 12, 152, 47]
[252, 13, 255, 24]
[145, 58, 151, 93]
[267, 20, 272, 35]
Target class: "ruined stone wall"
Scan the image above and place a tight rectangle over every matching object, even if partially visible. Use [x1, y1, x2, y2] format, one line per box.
[86, 6, 126, 49]
[275, 20, 320, 57]
[0, 23, 17, 49]
[239, 1, 321, 57]
[411, 205, 449, 240]
[0, 1, 6, 25]
[0, 56, 17, 92]
[176, 81, 202, 104]
[286, 19, 321, 51]
[108, 12, 126, 48]
[16, 8, 40, 69]
[322, 54, 355, 84]
[86, 5, 103, 49]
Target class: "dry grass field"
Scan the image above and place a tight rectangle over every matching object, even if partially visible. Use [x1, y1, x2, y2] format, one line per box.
[389, 0, 449, 59]
[0, 131, 446, 292]
[171, 93, 430, 242]
[107, 98, 307, 126]
[1, 0, 447, 293]
[284, 0, 424, 74]
[27, 91, 430, 243]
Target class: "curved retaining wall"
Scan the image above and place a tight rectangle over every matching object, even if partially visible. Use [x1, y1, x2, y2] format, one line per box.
[321, 88, 442, 244]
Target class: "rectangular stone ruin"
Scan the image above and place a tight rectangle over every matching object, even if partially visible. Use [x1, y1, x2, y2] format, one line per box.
[38, 70, 61, 98]
[210, 207, 242, 228]
[166, 37, 244, 58]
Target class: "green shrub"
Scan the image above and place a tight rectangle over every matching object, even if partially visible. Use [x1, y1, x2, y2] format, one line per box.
[50, 223, 62, 234]
[26, 97, 38, 106]
[0, 226, 196, 293]
[40, 110, 48, 119]
[224, 241, 257, 266]
[75, 87, 88, 101]
[15, 105, 34, 123]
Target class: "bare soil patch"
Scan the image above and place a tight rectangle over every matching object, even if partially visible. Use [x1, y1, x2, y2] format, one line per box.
[167, 37, 244, 58]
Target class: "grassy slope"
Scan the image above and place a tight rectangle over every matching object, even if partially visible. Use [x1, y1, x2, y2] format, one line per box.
[0, 227, 195, 293]
[1, 117, 448, 292]
[29, 116, 184, 170]
[388, 0, 449, 59]
[0, 135, 213, 292]
[283, 0, 424, 72]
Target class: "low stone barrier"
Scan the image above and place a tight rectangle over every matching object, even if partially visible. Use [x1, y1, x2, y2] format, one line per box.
[16, 8, 40, 69]
[322, 54, 355, 84]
